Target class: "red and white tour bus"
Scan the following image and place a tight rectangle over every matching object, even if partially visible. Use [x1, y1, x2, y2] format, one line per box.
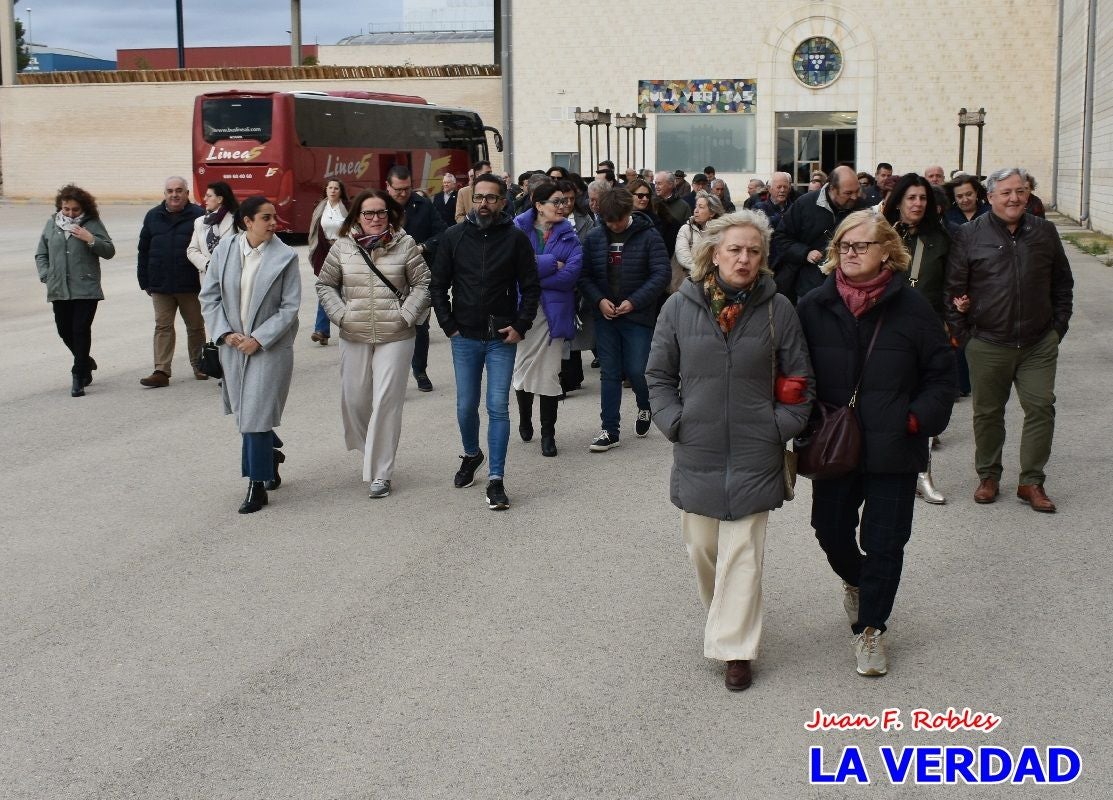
[192, 89, 502, 234]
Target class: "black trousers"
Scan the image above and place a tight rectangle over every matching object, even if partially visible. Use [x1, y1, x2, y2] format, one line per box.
[515, 389, 558, 436]
[411, 320, 430, 375]
[52, 299, 98, 376]
[810, 471, 917, 634]
[560, 351, 584, 391]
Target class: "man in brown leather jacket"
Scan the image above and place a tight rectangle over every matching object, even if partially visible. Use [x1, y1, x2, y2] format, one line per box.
[945, 167, 1074, 512]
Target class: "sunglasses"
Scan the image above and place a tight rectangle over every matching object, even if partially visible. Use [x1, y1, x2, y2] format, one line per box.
[633, 192, 651, 199]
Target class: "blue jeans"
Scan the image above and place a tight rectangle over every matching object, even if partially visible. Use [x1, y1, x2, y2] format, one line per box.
[241, 431, 283, 481]
[450, 335, 517, 479]
[314, 303, 330, 336]
[595, 317, 653, 438]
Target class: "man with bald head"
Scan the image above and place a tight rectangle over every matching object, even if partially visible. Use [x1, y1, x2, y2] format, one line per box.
[923, 165, 946, 187]
[137, 176, 206, 387]
[771, 164, 867, 302]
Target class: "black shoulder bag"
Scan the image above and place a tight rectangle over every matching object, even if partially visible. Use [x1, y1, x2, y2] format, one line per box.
[355, 245, 408, 302]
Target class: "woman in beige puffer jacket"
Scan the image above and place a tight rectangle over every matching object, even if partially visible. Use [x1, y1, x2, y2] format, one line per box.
[316, 189, 432, 498]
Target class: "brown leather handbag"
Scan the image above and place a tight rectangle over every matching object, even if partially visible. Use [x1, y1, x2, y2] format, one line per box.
[796, 314, 884, 480]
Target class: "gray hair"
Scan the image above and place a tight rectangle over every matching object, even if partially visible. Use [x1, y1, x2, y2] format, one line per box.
[587, 179, 609, 198]
[165, 175, 189, 190]
[695, 189, 725, 218]
[526, 173, 550, 194]
[710, 178, 728, 190]
[769, 171, 792, 186]
[691, 210, 773, 283]
[654, 171, 676, 188]
[985, 167, 1032, 194]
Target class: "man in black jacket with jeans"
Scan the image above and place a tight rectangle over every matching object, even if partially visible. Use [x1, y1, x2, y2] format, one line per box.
[430, 174, 540, 510]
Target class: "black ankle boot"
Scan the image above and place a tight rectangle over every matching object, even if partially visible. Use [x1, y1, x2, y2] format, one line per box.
[541, 435, 557, 457]
[238, 481, 269, 514]
[516, 389, 534, 442]
[264, 449, 286, 491]
[71, 374, 85, 397]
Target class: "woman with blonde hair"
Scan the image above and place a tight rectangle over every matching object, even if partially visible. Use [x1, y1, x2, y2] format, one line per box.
[316, 189, 431, 498]
[646, 210, 814, 692]
[795, 210, 955, 678]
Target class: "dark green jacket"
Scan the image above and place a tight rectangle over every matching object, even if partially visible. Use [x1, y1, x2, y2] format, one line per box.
[35, 217, 115, 302]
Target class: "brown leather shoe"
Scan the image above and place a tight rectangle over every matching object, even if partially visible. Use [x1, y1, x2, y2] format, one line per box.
[974, 476, 999, 504]
[310, 331, 329, 345]
[139, 370, 169, 388]
[1017, 484, 1057, 513]
[725, 660, 752, 692]
[193, 366, 210, 381]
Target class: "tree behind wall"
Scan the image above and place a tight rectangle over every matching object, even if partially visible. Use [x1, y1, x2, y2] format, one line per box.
[13, 0, 29, 71]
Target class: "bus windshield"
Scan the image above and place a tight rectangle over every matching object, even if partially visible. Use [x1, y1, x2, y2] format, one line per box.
[202, 98, 273, 144]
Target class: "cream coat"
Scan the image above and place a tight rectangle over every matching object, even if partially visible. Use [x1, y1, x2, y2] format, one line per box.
[315, 230, 431, 345]
[187, 212, 235, 274]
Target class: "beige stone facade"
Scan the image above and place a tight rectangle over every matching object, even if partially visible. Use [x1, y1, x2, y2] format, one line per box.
[0, 77, 502, 202]
[1055, 0, 1112, 233]
[508, 1, 1059, 190]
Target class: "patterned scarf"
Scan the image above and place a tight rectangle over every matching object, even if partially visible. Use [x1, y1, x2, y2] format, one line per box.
[203, 207, 228, 252]
[836, 266, 893, 317]
[55, 211, 87, 238]
[704, 273, 751, 335]
[354, 228, 394, 251]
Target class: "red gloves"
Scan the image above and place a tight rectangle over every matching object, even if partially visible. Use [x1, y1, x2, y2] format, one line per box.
[906, 412, 920, 435]
[775, 375, 808, 405]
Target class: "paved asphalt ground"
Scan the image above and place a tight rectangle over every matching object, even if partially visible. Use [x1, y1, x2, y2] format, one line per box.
[2, 202, 1110, 799]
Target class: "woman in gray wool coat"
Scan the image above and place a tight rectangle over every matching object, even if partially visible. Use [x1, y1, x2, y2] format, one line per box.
[646, 210, 814, 693]
[35, 184, 116, 397]
[200, 196, 301, 515]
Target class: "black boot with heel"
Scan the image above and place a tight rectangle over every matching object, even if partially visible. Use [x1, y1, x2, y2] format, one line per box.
[239, 481, 269, 514]
[264, 449, 286, 491]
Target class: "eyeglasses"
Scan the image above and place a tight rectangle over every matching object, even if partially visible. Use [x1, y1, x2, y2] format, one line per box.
[544, 198, 570, 206]
[837, 241, 879, 255]
[360, 209, 389, 219]
[473, 193, 503, 204]
[633, 192, 651, 199]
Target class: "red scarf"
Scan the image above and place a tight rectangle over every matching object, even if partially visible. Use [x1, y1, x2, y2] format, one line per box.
[836, 267, 893, 317]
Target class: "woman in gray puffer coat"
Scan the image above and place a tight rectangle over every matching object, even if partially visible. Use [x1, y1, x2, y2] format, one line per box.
[646, 210, 814, 693]
[316, 189, 431, 499]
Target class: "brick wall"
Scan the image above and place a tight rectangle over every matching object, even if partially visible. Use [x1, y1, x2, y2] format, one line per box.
[0, 77, 502, 201]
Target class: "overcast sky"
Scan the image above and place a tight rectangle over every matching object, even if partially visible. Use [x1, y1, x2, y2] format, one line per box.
[19, 0, 405, 61]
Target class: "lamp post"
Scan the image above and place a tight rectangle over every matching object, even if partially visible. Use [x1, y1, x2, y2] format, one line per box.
[574, 107, 602, 174]
[290, 0, 303, 67]
[957, 107, 987, 179]
[634, 113, 647, 173]
[615, 114, 638, 174]
[596, 107, 612, 165]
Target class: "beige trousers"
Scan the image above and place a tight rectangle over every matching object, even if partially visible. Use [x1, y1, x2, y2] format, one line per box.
[339, 337, 415, 482]
[681, 509, 768, 661]
[151, 291, 206, 375]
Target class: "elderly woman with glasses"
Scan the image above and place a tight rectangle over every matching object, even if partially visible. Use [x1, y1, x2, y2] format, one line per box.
[795, 210, 955, 679]
[316, 189, 432, 499]
[510, 181, 583, 456]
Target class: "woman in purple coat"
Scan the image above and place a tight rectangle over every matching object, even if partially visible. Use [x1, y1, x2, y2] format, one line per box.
[511, 181, 583, 456]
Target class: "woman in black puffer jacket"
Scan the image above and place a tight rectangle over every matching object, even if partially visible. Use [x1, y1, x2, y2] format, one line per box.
[796, 210, 954, 680]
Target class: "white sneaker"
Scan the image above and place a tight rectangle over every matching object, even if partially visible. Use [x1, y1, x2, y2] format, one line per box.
[854, 627, 888, 677]
[842, 581, 859, 625]
[368, 479, 391, 498]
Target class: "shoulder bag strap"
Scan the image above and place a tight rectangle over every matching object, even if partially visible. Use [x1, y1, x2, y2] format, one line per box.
[355, 244, 404, 300]
[849, 311, 885, 408]
[908, 237, 924, 286]
[768, 301, 777, 394]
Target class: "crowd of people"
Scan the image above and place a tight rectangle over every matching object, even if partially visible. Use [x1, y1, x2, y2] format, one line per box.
[34, 155, 1074, 689]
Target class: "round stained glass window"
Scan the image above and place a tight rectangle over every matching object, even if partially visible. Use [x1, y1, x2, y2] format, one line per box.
[792, 37, 843, 88]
